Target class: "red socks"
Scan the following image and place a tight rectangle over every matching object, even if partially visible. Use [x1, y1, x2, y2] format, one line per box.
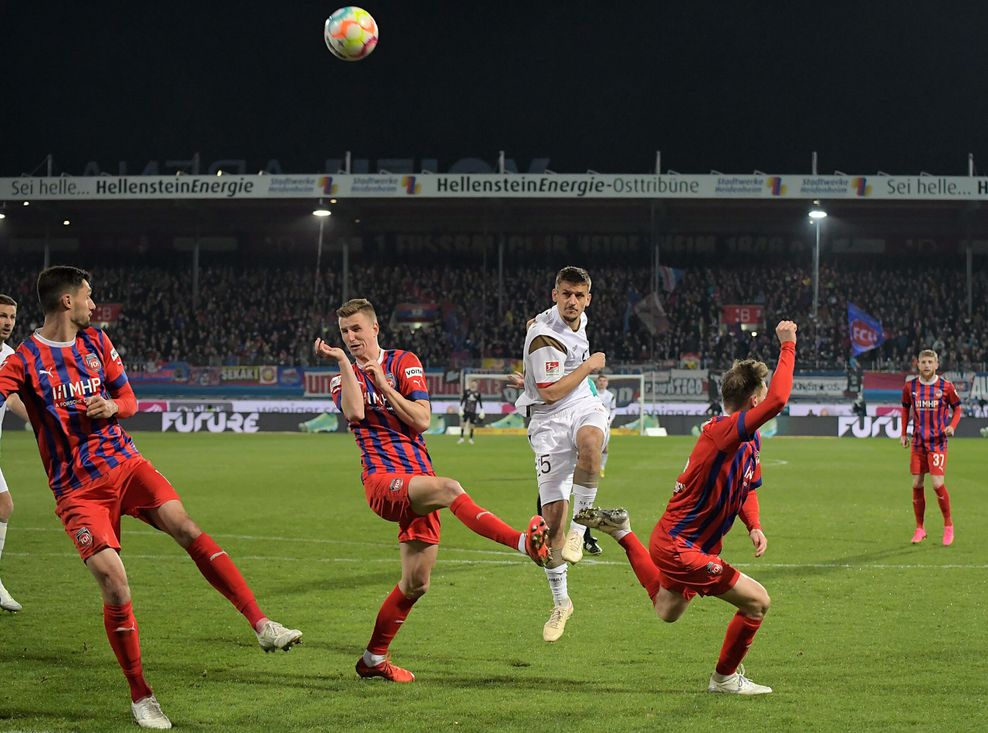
[449, 493, 519, 549]
[912, 486, 926, 528]
[934, 485, 952, 525]
[104, 602, 152, 702]
[368, 584, 419, 655]
[618, 533, 664, 601]
[716, 611, 763, 676]
[187, 533, 265, 629]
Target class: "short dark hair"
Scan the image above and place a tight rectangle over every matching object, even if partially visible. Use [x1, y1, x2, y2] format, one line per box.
[336, 298, 377, 321]
[37, 266, 91, 314]
[0, 294, 16, 307]
[555, 266, 592, 290]
[721, 359, 770, 413]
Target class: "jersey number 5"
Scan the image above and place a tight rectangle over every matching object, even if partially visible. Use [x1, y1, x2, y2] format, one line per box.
[537, 455, 551, 475]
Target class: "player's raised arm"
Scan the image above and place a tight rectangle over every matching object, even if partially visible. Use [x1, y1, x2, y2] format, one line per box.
[739, 321, 797, 433]
[316, 338, 365, 422]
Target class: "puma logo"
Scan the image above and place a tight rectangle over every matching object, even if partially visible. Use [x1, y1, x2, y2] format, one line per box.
[475, 511, 492, 520]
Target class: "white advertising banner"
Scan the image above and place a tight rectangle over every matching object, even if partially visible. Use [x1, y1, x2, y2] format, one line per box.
[5, 173, 988, 201]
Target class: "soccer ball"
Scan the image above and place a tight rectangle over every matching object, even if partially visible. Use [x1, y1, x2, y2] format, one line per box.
[324, 7, 378, 61]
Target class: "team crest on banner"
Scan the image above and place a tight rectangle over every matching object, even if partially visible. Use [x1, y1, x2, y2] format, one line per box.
[75, 527, 93, 548]
[389, 478, 403, 492]
[847, 303, 886, 356]
[84, 353, 101, 371]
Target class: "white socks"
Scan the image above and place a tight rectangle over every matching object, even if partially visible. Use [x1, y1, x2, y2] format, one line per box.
[0, 520, 7, 561]
[516, 533, 527, 554]
[363, 650, 387, 666]
[569, 484, 597, 533]
[544, 564, 569, 607]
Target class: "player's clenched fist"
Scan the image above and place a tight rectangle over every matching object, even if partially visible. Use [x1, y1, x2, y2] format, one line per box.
[587, 352, 606, 372]
[775, 321, 798, 343]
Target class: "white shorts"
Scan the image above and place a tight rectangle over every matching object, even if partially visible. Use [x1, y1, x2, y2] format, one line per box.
[528, 401, 609, 504]
[0, 466, 8, 494]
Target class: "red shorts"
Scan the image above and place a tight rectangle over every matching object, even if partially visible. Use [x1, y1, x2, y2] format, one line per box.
[649, 526, 740, 600]
[362, 473, 441, 545]
[910, 445, 947, 476]
[55, 457, 180, 561]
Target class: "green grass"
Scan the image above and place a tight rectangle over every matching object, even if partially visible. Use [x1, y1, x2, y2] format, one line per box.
[0, 431, 985, 732]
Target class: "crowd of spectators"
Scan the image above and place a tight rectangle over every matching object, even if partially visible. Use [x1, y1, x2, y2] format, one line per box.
[3, 254, 986, 372]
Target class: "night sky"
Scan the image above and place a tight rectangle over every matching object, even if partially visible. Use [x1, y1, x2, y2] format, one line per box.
[3, 2, 988, 177]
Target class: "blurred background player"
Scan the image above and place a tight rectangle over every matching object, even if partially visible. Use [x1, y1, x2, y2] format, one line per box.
[0, 294, 28, 612]
[315, 298, 549, 683]
[458, 379, 484, 444]
[515, 266, 608, 642]
[900, 349, 961, 546]
[0, 267, 301, 729]
[577, 320, 798, 695]
[583, 374, 617, 556]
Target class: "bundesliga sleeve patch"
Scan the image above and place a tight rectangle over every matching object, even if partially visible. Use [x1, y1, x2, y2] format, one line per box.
[544, 360, 560, 376]
[110, 347, 120, 363]
[330, 375, 342, 391]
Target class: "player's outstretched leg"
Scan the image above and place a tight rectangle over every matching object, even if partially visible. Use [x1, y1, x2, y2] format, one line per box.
[151, 503, 303, 651]
[418, 478, 550, 565]
[575, 507, 664, 601]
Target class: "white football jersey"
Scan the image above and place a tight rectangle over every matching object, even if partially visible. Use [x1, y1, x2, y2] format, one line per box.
[516, 306, 596, 415]
[598, 388, 617, 424]
[0, 341, 13, 441]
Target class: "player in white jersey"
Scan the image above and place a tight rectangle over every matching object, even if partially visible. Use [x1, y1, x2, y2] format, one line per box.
[595, 375, 617, 477]
[515, 266, 608, 642]
[0, 294, 28, 611]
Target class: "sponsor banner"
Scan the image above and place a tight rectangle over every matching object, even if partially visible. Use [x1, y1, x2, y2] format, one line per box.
[8, 174, 988, 201]
[791, 375, 847, 398]
[162, 412, 260, 433]
[650, 370, 708, 400]
[137, 400, 169, 412]
[220, 366, 260, 384]
[722, 304, 765, 325]
[303, 368, 459, 397]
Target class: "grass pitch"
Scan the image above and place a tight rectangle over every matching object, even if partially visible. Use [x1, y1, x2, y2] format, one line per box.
[0, 430, 984, 732]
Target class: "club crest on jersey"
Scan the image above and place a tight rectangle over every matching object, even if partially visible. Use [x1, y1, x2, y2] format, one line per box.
[75, 527, 93, 548]
[84, 352, 100, 371]
[545, 360, 560, 376]
[706, 561, 723, 576]
[386, 373, 397, 388]
[389, 478, 403, 492]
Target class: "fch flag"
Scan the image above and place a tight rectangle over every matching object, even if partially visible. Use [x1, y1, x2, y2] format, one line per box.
[848, 303, 885, 356]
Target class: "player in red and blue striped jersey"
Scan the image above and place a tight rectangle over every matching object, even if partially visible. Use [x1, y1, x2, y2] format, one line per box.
[0, 267, 301, 730]
[900, 349, 961, 546]
[576, 320, 797, 696]
[315, 298, 550, 684]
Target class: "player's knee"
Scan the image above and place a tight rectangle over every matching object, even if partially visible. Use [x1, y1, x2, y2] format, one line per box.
[403, 579, 429, 599]
[441, 478, 465, 504]
[746, 591, 771, 619]
[0, 492, 13, 520]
